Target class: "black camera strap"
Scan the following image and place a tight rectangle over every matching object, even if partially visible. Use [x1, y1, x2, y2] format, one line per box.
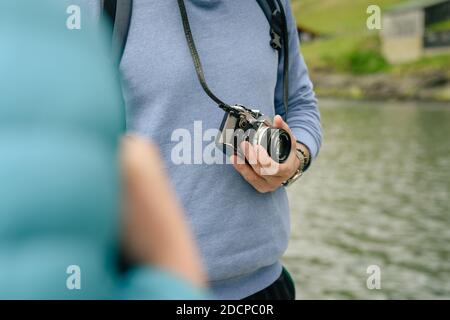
[176, 0, 231, 112]
[176, 0, 290, 118]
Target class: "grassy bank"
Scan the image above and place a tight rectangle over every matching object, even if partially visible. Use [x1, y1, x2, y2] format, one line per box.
[292, 0, 450, 93]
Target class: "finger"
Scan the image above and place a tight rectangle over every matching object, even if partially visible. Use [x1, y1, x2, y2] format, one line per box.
[230, 155, 274, 193]
[255, 145, 280, 176]
[232, 150, 246, 165]
[255, 144, 272, 167]
[240, 141, 261, 173]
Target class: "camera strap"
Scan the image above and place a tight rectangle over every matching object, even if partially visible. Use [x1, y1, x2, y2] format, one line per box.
[176, 0, 290, 118]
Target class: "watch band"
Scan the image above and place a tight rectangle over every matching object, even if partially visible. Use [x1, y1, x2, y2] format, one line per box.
[297, 145, 310, 169]
[282, 142, 310, 187]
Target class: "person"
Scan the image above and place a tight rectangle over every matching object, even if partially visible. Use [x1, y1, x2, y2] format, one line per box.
[0, 0, 206, 299]
[84, 0, 322, 299]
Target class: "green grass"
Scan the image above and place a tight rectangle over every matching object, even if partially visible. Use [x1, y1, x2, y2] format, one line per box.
[292, 0, 450, 75]
[300, 33, 390, 74]
[392, 54, 450, 74]
[427, 19, 450, 32]
[293, 0, 406, 35]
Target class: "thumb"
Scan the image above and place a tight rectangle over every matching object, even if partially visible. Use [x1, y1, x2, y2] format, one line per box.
[273, 115, 296, 148]
[273, 115, 291, 133]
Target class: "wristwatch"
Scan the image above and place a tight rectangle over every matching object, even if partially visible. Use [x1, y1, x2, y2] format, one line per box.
[282, 142, 310, 187]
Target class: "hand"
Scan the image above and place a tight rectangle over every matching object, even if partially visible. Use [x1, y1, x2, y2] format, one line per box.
[230, 115, 301, 193]
[121, 135, 206, 287]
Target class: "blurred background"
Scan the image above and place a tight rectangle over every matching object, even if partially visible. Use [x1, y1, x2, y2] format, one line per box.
[284, 0, 450, 299]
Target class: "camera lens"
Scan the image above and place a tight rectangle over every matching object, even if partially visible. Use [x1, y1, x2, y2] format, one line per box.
[260, 128, 291, 163]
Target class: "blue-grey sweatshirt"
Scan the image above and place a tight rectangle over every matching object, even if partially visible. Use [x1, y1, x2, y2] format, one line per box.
[83, 0, 322, 299]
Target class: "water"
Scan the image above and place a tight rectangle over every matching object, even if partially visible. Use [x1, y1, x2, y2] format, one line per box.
[283, 99, 450, 299]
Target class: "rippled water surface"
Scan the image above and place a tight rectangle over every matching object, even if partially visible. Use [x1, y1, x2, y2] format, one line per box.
[283, 99, 450, 299]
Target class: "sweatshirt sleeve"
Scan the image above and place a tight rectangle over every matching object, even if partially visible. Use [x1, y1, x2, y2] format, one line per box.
[274, 0, 322, 160]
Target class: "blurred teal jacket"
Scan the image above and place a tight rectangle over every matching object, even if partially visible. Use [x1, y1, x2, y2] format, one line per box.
[0, 0, 204, 299]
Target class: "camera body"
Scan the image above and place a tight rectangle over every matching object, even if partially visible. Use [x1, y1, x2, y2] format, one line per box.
[216, 105, 292, 163]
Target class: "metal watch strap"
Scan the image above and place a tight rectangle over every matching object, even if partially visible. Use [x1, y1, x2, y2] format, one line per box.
[282, 144, 309, 187]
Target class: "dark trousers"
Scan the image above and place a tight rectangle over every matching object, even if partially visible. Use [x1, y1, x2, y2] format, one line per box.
[243, 267, 296, 300]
